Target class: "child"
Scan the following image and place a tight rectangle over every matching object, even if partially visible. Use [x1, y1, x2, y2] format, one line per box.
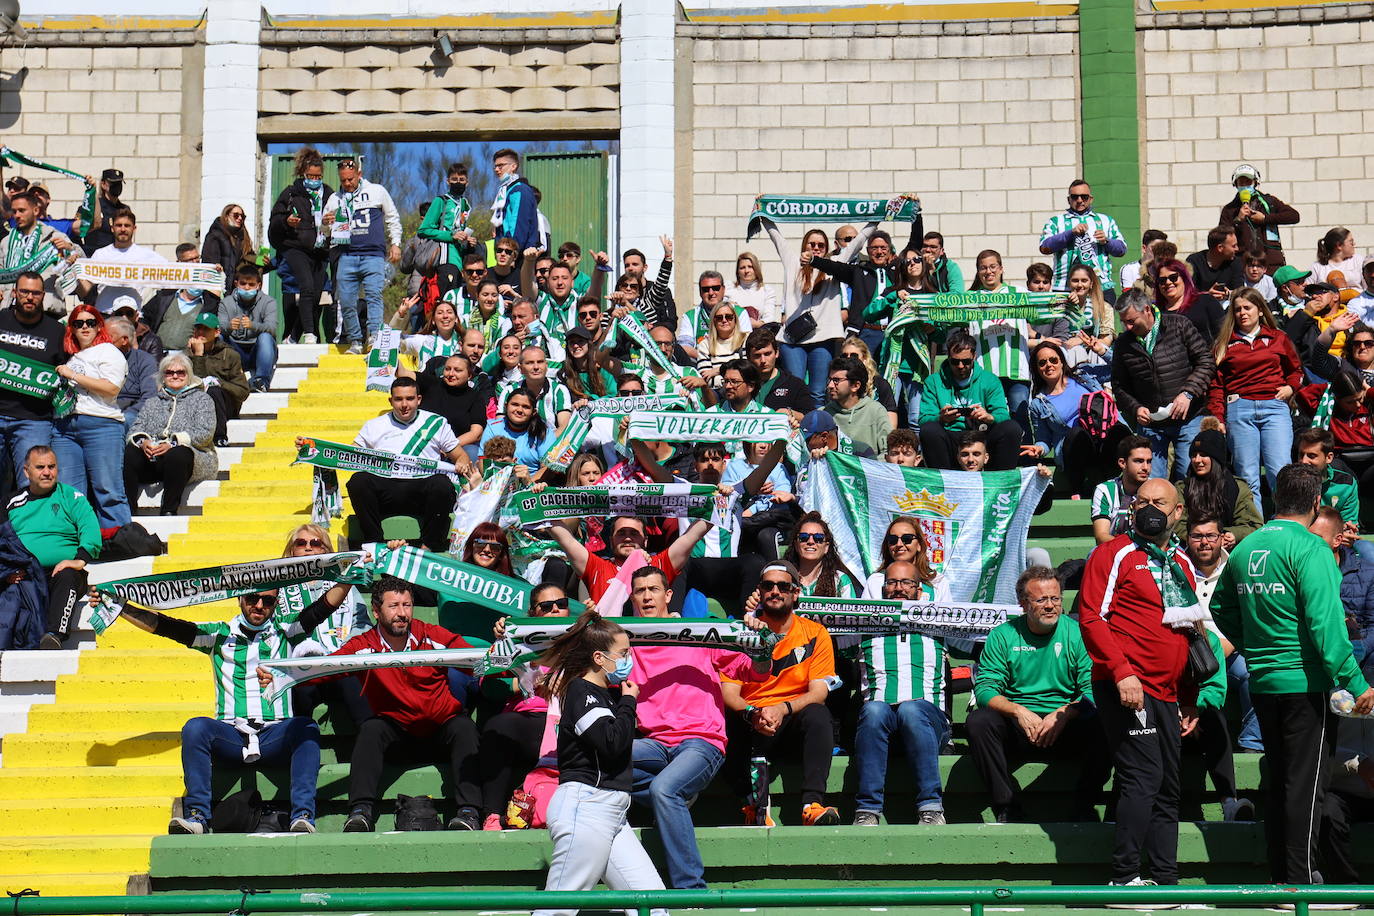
[532, 612, 668, 916]
[1024, 262, 1054, 293]
[1242, 253, 1277, 301]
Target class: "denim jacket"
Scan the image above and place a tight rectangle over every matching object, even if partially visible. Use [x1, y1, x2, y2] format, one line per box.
[1026, 368, 1105, 462]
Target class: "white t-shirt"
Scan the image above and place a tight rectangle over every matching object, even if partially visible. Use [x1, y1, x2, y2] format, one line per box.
[1121, 261, 1142, 290]
[89, 242, 168, 312]
[1311, 255, 1365, 289]
[68, 342, 127, 421]
[354, 409, 458, 461]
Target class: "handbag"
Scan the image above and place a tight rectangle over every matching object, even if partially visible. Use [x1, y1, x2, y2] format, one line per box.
[784, 309, 818, 344]
[1185, 627, 1220, 682]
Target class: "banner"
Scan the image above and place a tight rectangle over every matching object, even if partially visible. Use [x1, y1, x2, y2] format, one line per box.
[511, 484, 736, 530]
[365, 327, 402, 393]
[369, 544, 566, 618]
[0, 350, 75, 417]
[261, 648, 489, 703]
[72, 259, 226, 292]
[615, 313, 703, 409]
[448, 464, 513, 556]
[747, 194, 918, 237]
[796, 595, 1020, 641]
[901, 291, 1088, 328]
[293, 438, 458, 480]
[90, 552, 368, 634]
[0, 146, 98, 239]
[479, 617, 777, 675]
[543, 394, 693, 471]
[800, 452, 1049, 604]
[628, 411, 791, 445]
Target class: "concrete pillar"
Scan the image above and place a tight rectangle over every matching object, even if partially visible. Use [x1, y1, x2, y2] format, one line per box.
[617, 0, 676, 264]
[200, 0, 260, 238]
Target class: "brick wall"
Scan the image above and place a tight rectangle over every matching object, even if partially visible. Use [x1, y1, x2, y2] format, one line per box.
[1140, 19, 1374, 270]
[0, 44, 194, 251]
[686, 27, 1082, 292]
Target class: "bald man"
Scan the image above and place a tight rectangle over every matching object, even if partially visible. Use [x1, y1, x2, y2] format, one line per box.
[1079, 478, 1204, 890]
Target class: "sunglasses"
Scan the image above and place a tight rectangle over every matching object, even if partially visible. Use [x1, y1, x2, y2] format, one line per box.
[496, 247, 518, 256]
[473, 539, 504, 551]
[619, 388, 645, 395]
[243, 594, 279, 608]
[1352, 340, 1374, 349]
[534, 267, 551, 275]
[885, 533, 919, 546]
[463, 268, 485, 275]
[1069, 193, 1091, 201]
[1157, 273, 1181, 284]
[759, 579, 796, 593]
[229, 211, 245, 219]
[70, 318, 99, 329]
[715, 314, 736, 322]
[164, 369, 188, 377]
[837, 236, 856, 243]
[579, 310, 599, 319]
[293, 537, 326, 549]
[700, 284, 724, 293]
[535, 597, 570, 613]
[1036, 357, 1061, 367]
[947, 357, 974, 366]
[796, 532, 828, 544]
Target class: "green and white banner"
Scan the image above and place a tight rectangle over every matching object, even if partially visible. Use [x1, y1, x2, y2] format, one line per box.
[628, 411, 791, 445]
[365, 327, 402, 392]
[800, 452, 1050, 603]
[0, 146, 98, 239]
[544, 394, 693, 471]
[616, 313, 704, 409]
[479, 617, 777, 675]
[511, 484, 736, 529]
[796, 595, 1020, 641]
[0, 351, 75, 417]
[73, 259, 226, 292]
[901, 291, 1087, 328]
[747, 194, 918, 237]
[369, 544, 552, 617]
[90, 552, 368, 634]
[261, 647, 490, 703]
[448, 464, 514, 556]
[293, 437, 457, 480]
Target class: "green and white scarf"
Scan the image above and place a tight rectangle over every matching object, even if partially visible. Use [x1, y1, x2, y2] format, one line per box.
[617, 312, 704, 409]
[512, 483, 736, 530]
[542, 395, 693, 471]
[294, 437, 457, 479]
[368, 544, 546, 616]
[747, 194, 918, 237]
[1135, 536, 1205, 627]
[0, 351, 75, 417]
[796, 595, 1019, 641]
[0, 146, 98, 239]
[260, 647, 490, 702]
[365, 327, 402, 392]
[901, 291, 1086, 327]
[627, 410, 790, 445]
[0, 225, 60, 284]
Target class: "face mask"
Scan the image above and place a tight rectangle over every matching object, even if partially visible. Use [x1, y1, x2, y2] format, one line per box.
[235, 288, 257, 304]
[303, 178, 322, 191]
[448, 181, 467, 197]
[107, 182, 123, 198]
[1133, 504, 1169, 539]
[234, 613, 268, 634]
[604, 652, 634, 686]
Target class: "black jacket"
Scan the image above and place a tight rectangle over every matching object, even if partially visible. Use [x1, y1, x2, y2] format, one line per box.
[201, 217, 253, 293]
[0, 518, 47, 650]
[1110, 311, 1216, 421]
[810, 216, 924, 333]
[268, 178, 335, 254]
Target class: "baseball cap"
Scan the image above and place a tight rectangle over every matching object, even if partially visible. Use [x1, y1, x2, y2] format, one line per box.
[1273, 265, 1311, 287]
[101, 168, 125, 182]
[193, 311, 220, 328]
[1304, 282, 1339, 297]
[1231, 164, 1261, 185]
[565, 325, 595, 343]
[109, 294, 140, 317]
[800, 409, 838, 438]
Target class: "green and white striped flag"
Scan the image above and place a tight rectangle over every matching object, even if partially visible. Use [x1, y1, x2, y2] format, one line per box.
[799, 452, 1050, 603]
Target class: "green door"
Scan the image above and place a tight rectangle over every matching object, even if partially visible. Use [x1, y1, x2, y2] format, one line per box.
[523, 151, 608, 267]
[265, 153, 359, 312]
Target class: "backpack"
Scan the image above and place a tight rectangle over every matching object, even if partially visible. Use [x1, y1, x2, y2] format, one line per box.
[99, 522, 166, 562]
[1077, 389, 1120, 441]
[394, 794, 443, 831]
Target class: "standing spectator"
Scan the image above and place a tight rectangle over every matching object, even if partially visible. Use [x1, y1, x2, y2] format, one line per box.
[558, 242, 592, 296]
[186, 312, 249, 448]
[200, 203, 255, 298]
[489, 149, 540, 253]
[822, 356, 890, 457]
[966, 249, 1034, 419]
[1110, 289, 1217, 481]
[1038, 180, 1127, 302]
[920, 231, 964, 293]
[417, 162, 475, 297]
[727, 252, 779, 324]
[217, 265, 279, 393]
[123, 353, 217, 517]
[1310, 227, 1363, 290]
[1079, 478, 1201, 891]
[0, 190, 76, 316]
[268, 147, 332, 345]
[1150, 246, 1224, 344]
[1208, 288, 1303, 498]
[0, 272, 64, 489]
[695, 302, 748, 388]
[324, 159, 402, 354]
[77, 167, 127, 255]
[917, 330, 1021, 471]
[870, 251, 938, 427]
[1185, 226, 1245, 306]
[677, 271, 752, 363]
[1219, 164, 1300, 273]
[808, 206, 920, 354]
[75, 208, 169, 315]
[52, 306, 129, 532]
[621, 246, 677, 329]
[107, 316, 158, 435]
[1212, 465, 1374, 884]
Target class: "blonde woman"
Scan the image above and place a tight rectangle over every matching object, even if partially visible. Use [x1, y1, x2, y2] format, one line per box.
[695, 301, 748, 386]
[727, 251, 780, 324]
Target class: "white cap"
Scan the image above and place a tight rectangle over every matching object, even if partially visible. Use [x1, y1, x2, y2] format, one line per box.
[1231, 163, 1261, 185]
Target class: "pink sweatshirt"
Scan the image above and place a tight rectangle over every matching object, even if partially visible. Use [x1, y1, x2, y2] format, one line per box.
[630, 645, 764, 753]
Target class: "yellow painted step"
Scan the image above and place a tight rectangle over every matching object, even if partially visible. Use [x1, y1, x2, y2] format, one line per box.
[2, 872, 137, 897]
[27, 702, 203, 732]
[0, 765, 181, 800]
[0, 797, 172, 836]
[0, 835, 151, 874]
[74, 649, 196, 675]
[55, 672, 212, 703]
[3, 730, 185, 767]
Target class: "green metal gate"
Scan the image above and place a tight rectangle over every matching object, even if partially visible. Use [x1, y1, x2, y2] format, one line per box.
[523, 150, 608, 265]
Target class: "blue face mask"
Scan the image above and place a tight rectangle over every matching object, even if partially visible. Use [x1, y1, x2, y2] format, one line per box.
[303, 178, 323, 191]
[235, 288, 257, 304]
[604, 652, 634, 686]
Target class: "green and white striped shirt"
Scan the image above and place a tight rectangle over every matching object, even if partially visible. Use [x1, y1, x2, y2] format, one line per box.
[279, 582, 372, 655]
[969, 284, 1031, 382]
[191, 616, 315, 722]
[1090, 475, 1134, 538]
[801, 571, 859, 599]
[1038, 210, 1124, 292]
[536, 291, 577, 340]
[639, 365, 704, 398]
[856, 580, 946, 704]
[497, 380, 574, 428]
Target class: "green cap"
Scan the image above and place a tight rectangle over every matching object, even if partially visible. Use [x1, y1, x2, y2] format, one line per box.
[193, 311, 219, 328]
[1273, 265, 1311, 287]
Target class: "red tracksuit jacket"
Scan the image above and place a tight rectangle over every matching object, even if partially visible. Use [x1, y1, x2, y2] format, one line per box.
[332, 619, 471, 737]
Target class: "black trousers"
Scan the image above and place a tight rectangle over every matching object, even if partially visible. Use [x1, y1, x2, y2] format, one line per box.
[348, 714, 481, 813]
[1062, 425, 1130, 499]
[1254, 691, 1335, 884]
[964, 705, 1111, 814]
[292, 675, 372, 735]
[1095, 682, 1182, 885]
[919, 419, 1022, 470]
[724, 702, 833, 806]
[345, 472, 455, 552]
[123, 444, 195, 515]
[1319, 788, 1374, 884]
[436, 264, 461, 299]
[204, 386, 241, 443]
[667, 555, 765, 617]
[46, 565, 87, 639]
[282, 248, 327, 341]
[478, 709, 545, 817]
[1182, 705, 1236, 799]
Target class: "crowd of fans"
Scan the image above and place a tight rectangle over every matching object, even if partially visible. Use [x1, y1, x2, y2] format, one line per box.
[3, 148, 1374, 897]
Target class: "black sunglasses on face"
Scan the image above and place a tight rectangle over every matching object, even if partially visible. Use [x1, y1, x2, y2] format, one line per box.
[796, 532, 828, 544]
[535, 597, 570, 613]
[885, 533, 919, 546]
[70, 318, 99, 329]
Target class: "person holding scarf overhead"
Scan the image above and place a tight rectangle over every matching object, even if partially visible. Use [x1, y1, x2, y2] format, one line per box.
[489, 149, 541, 254]
[0, 190, 76, 315]
[268, 147, 333, 345]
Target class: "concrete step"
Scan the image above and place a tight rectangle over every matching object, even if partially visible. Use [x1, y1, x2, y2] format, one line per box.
[0, 797, 173, 836]
[3, 728, 190, 767]
[26, 703, 201, 732]
[275, 344, 328, 366]
[0, 834, 151, 875]
[0, 764, 181, 799]
[0, 649, 82, 682]
[0, 872, 137, 897]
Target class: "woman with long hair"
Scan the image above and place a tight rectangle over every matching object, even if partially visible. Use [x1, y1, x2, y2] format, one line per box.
[460, 279, 504, 351]
[1064, 263, 1114, 379]
[268, 146, 332, 343]
[1311, 227, 1362, 289]
[566, 451, 606, 488]
[123, 352, 217, 516]
[558, 328, 615, 403]
[695, 301, 748, 387]
[1208, 288, 1303, 499]
[480, 389, 550, 473]
[462, 521, 515, 578]
[532, 611, 667, 916]
[861, 516, 938, 598]
[728, 251, 780, 324]
[390, 298, 463, 376]
[965, 249, 1035, 420]
[1173, 429, 1262, 548]
[1150, 243, 1223, 341]
[838, 336, 899, 428]
[1025, 340, 1123, 497]
[53, 305, 129, 530]
[784, 512, 860, 597]
[201, 202, 255, 297]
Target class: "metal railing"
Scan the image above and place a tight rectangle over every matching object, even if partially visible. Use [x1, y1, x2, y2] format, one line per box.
[9, 886, 1374, 916]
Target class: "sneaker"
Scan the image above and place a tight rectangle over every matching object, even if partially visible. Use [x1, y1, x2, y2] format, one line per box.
[1221, 796, 1255, 822]
[992, 805, 1021, 824]
[38, 632, 63, 650]
[169, 811, 208, 835]
[366, 334, 378, 352]
[852, 811, 880, 827]
[918, 809, 947, 825]
[740, 804, 775, 827]
[801, 802, 840, 826]
[346, 341, 364, 355]
[1106, 877, 1178, 910]
[289, 817, 315, 834]
[482, 813, 503, 831]
[214, 436, 230, 448]
[447, 806, 480, 830]
[300, 333, 318, 345]
[250, 378, 270, 393]
[342, 808, 374, 832]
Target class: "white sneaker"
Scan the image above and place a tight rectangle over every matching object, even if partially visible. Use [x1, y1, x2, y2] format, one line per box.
[346, 341, 364, 355]
[1106, 877, 1179, 911]
[300, 333, 318, 345]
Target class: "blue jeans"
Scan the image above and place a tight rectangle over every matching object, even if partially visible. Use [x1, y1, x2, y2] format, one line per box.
[1225, 653, 1263, 752]
[858, 328, 885, 360]
[0, 416, 52, 487]
[51, 413, 130, 528]
[780, 339, 836, 408]
[180, 716, 321, 822]
[900, 376, 923, 430]
[1141, 414, 1204, 481]
[854, 699, 950, 814]
[1225, 397, 1291, 499]
[228, 333, 279, 388]
[631, 737, 723, 889]
[1004, 380, 1031, 434]
[334, 252, 386, 343]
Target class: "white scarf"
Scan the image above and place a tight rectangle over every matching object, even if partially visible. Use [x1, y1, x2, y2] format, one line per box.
[491, 173, 519, 230]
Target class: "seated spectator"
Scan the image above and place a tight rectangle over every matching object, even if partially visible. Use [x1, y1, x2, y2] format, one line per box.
[107, 316, 158, 435]
[837, 337, 900, 428]
[1286, 282, 1349, 366]
[696, 301, 748, 388]
[722, 559, 839, 826]
[218, 265, 279, 393]
[146, 244, 208, 352]
[957, 430, 990, 471]
[884, 428, 922, 467]
[726, 439, 795, 560]
[1150, 244, 1224, 343]
[1270, 264, 1311, 317]
[391, 298, 462, 376]
[782, 511, 860, 597]
[479, 388, 551, 474]
[727, 251, 780, 325]
[415, 355, 486, 461]
[747, 328, 813, 420]
[861, 516, 927, 598]
[823, 356, 890, 457]
[111, 299, 165, 365]
[497, 346, 573, 433]
[1309, 508, 1374, 666]
[967, 566, 1109, 822]
[1025, 340, 1124, 497]
[802, 409, 874, 461]
[1295, 428, 1367, 560]
[1091, 435, 1155, 545]
[187, 312, 249, 448]
[1242, 253, 1278, 302]
[1310, 227, 1363, 290]
[1296, 371, 1374, 534]
[123, 353, 217, 518]
[1173, 429, 1262, 548]
[1352, 260, 1374, 324]
[851, 557, 953, 826]
[3, 446, 100, 650]
[545, 510, 712, 606]
[53, 305, 130, 532]
[1110, 289, 1216, 481]
[917, 330, 1021, 471]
